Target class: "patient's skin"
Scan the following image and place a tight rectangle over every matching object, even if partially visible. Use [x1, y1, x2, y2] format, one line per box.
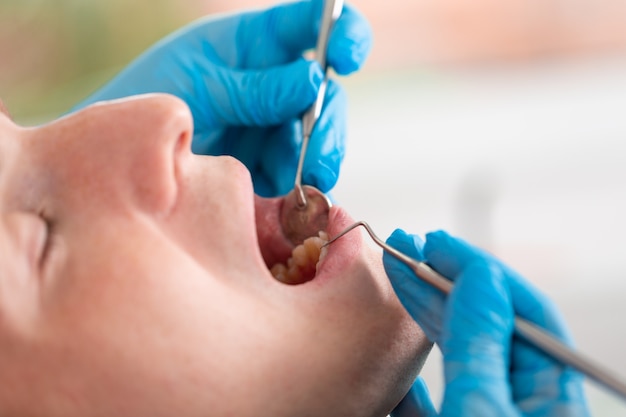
[0, 94, 431, 417]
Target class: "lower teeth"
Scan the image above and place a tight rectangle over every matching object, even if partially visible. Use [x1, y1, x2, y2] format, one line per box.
[270, 231, 329, 285]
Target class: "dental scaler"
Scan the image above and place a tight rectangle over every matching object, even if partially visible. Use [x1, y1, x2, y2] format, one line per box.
[279, 0, 343, 245]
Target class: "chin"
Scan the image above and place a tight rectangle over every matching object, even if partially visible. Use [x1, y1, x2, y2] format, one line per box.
[282, 246, 433, 417]
[342, 270, 433, 417]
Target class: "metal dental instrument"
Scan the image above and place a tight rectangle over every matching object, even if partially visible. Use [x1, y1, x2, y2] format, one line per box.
[280, 0, 343, 246]
[324, 221, 626, 402]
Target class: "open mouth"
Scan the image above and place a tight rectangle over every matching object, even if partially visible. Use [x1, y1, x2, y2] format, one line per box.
[270, 231, 329, 284]
[254, 195, 332, 285]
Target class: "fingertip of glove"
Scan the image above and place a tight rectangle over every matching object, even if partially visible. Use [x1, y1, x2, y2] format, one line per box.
[385, 229, 425, 261]
[424, 229, 452, 246]
[330, 5, 373, 75]
[292, 59, 324, 102]
[423, 229, 472, 262]
[304, 164, 337, 193]
[459, 260, 505, 290]
[386, 228, 410, 245]
[382, 231, 410, 273]
[438, 261, 515, 385]
[331, 36, 372, 75]
[270, 59, 323, 119]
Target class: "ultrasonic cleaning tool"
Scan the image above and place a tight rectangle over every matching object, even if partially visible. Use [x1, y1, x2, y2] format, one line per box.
[280, 0, 343, 246]
[324, 220, 626, 402]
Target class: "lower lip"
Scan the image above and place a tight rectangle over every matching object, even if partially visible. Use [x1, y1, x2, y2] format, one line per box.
[310, 207, 362, 285]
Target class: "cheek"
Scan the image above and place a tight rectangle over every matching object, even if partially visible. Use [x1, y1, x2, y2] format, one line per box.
[33, 235, 260, 413]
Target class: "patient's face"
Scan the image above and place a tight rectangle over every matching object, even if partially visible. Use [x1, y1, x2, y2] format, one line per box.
[0, 95, 430, 417]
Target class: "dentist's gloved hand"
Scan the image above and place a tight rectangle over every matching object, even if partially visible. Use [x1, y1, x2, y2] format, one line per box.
[73, 0, 372, 197]
[386, 230, 590, 417]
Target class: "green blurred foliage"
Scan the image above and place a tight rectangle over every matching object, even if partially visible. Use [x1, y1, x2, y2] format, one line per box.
[0, 0, 206, 123]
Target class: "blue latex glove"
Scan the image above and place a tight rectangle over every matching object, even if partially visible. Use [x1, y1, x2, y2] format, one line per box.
[73, 0, 372, 197]
[386, 230, 591, 417]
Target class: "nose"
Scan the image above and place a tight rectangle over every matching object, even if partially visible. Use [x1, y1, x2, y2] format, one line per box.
[27, 94, 193, 216]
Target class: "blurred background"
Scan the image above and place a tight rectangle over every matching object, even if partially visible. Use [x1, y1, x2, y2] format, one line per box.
[2, 0, 626, 414]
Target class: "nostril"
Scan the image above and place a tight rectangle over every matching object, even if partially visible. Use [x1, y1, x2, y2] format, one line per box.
[175, 129, 192, 158]
[153, 94, 194, 161]
[166, 96, 194, 157]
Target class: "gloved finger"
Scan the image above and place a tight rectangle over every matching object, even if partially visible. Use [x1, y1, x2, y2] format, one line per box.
[508, 279, 573, 379]
[422, 230, 496, 281]
[384, 229, 446, 343]
[510, 354, 589, 416]
[301, 79, 346, 192]
[241, 0, 372, 72]
[327, 3, 373, 75]
[390, 377, 438, 417]
[507, 287, 589, 414]
[426, 232, 590, 415]
[439, 261, 520, 417]
[424, 231, 570, 334]
[200, 59, 323, 127]
[253, 79, 347, 195]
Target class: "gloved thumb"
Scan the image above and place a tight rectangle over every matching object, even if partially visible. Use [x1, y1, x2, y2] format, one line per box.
[439, 261, 518, 417]
[204, 58, 323, 127]
[384, 229, 446, 343]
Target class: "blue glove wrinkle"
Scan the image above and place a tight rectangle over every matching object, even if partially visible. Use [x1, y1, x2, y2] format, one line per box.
[202, 9, 293, 69]
[249, 1, 320, 66]
[505, 283, 590, 416]
[508, 277, 574, 344]
[201, 61, 314, 127]
[453, 253, 586, 416]
[423, 230, 491, 280]
[439, 261, 519, 417]
[174, 15, 242, 68]
[440, 262, 513, 377]
[328, 4, 373, 75]
[258, 59, 323, 124]
[512, 365, 588, 417]
[244, 1, 372, 75]
[384, 229, 446, 343]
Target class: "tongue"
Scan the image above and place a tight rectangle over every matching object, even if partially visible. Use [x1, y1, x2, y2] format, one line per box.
[254, 195, 295, 268]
